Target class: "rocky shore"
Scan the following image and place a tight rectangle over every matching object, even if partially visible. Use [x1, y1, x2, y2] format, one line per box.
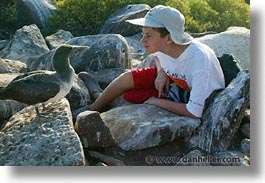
[0, 1, 250, 166]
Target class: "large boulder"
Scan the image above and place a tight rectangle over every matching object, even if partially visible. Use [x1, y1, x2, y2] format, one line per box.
[0, 98, 86, 166]
[27, 34, 132, 73]
[45, 30, 74, 50]
[188, 70, 250, 152]
[196, 27, 250, 70]
[26, 49, 54, 71]
[15, 0, 56, 34]
[0, 24, 49, 65]
[67, 34, 132, 73]
[101, 104, 201, 151]
[99, 4, 150, 36]
[94, 68, 127, 89]
[217, 54, 242, 87]
[75, 111, 116, 148]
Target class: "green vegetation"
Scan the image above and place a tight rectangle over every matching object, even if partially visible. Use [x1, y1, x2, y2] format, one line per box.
[0, 0, 16, 36]
[49, 0, 250, 36]
[165, 0, 250, 33]
[49, 0, 164, 36]
[0, 0, 250, 37]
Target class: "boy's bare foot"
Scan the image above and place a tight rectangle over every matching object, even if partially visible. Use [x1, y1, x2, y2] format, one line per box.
[78, 72, 103, 100]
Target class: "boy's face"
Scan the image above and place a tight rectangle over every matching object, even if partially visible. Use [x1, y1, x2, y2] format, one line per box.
[141, 27, 168, 54]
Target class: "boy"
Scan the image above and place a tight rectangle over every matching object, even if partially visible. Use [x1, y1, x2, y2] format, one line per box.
[83, 5, 225, 119]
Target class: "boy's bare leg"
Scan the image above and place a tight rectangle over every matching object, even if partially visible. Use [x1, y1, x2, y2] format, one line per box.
[89, 71, 134, 111]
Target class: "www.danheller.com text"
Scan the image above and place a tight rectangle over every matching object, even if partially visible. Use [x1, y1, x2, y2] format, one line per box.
[144, 154, 242, 165]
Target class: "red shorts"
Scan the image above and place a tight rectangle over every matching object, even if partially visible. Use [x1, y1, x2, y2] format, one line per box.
[123, 66, 160, 103]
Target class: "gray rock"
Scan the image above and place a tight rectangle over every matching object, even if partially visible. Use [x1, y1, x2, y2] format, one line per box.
[239, 109, 250, 139]
[99, 4, 150, 36]
[15, 0, 56, 34]
[94, 68, 127, 89]
[240, 122, 250, 139]
[0, 40, 9, 50]
[125, 33, 145, 61]
[217, 54, 242, 87]
[75, 110, 116, 148]
[66, 74, 91, 110]
[26, 49, 54, 71]
[188, 70, 250, 152]
[45, 30, 74, 50]
[0, 98, 86, 166]
[101, 104, 201, 151]
[0, 100, 26, 128]
[240, 138, 250, 156]
[0, 24, 49, 65]
[242, 109, 250, 123]
[67, 34, 132, 73]
[196, 27, 250, 70]
[0, 58, 29, 74]
[29, 34, 132, 73]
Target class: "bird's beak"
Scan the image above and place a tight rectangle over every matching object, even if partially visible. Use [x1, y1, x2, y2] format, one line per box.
[70, 45, 89, 57]
[72, 45, 89, 52]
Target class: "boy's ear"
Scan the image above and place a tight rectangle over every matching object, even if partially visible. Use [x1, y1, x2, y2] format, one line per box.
[166, 34, 174, 44]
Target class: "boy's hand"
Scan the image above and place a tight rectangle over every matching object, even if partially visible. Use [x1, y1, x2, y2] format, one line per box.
[155, 70, 170, 97]
[154, 56, 170, 97]
[144, 97, 158, 105]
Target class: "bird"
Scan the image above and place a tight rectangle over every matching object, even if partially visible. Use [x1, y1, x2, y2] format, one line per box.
[0, 44, 88, 115]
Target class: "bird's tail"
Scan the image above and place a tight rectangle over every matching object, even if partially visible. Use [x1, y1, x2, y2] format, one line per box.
[0, 87, 6, 100]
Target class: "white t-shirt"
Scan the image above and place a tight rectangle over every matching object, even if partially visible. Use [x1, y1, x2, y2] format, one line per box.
[154, 40, 225, 117]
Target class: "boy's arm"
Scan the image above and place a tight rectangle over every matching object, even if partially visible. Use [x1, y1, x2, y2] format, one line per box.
[144, 97, 199, 119]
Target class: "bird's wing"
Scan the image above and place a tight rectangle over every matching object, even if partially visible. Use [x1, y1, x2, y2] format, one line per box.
[5, 72, 60, 105]
[10, 70, 54, 82]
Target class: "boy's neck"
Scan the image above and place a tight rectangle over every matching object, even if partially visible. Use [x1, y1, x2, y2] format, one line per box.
[163, 43, 190, 59]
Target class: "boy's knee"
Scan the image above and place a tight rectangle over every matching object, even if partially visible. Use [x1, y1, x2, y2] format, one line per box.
[118, 71, 134, 88]
[120, 71, 133, 79]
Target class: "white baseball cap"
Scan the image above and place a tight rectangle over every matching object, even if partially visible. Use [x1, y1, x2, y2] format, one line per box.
[126, 5, 193, 45]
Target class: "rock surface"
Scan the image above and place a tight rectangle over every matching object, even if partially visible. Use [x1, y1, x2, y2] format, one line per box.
[45, 30, 74, 50]
[196, 27, 250, 70]
[0, 58, 29, 74]
[100, 4, 150, 36]
[67, 34, 132, 73]
[0, 24, 49, 65]
[75, 111, 116, 148]
[188, 71, 250, 152]
[0, 98, 85, 166]
[0, 100, 26, 127]
[101, 104, 201, 151]
[15, 0, 55, 34]
[66, 74, 91, 110]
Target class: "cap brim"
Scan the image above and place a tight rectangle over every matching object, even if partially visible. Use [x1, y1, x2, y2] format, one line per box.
[126, 18, 164, 28]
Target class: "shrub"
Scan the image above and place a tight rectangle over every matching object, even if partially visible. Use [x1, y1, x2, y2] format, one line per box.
[0, 0, 16, 37]
[166, 0, 249, 33]
[0, 0, 250, 37]
[49, 0, 164, 36]
[49, 0, 249, 36]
